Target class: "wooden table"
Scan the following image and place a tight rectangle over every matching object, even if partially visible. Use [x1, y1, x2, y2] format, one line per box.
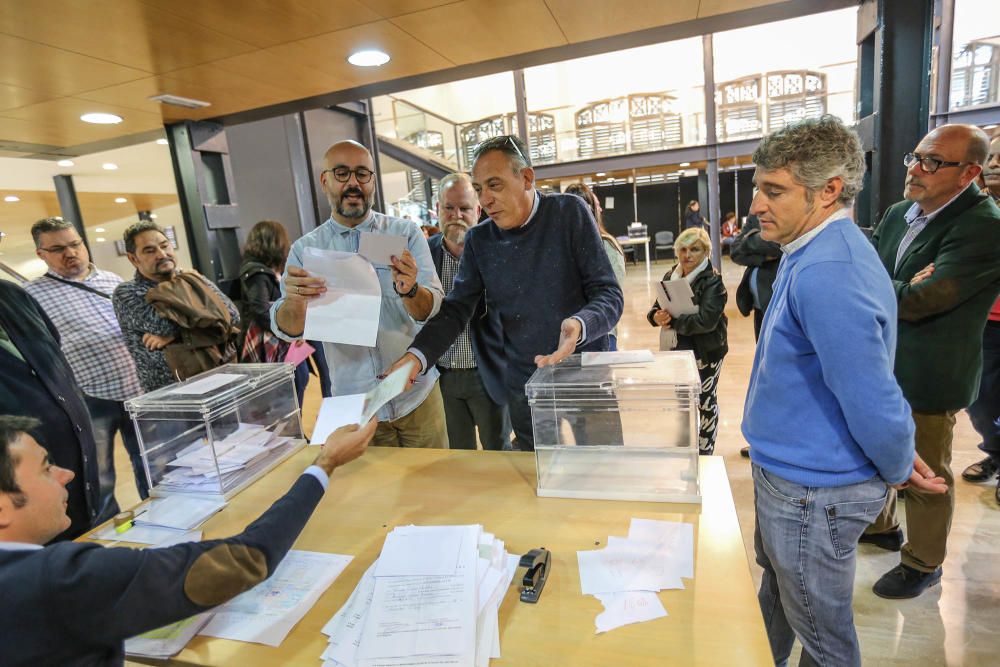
[111, 449, 771, 666]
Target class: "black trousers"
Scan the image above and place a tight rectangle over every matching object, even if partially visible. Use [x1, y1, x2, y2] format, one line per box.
[968, 320, 1000, 466]
[438, 367, 506, 451]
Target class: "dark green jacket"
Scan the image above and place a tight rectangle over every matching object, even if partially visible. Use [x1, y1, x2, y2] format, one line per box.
[872, 184, 1000, 412]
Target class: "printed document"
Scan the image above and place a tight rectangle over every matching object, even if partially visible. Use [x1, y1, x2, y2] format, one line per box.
[302, 247, 382, 347]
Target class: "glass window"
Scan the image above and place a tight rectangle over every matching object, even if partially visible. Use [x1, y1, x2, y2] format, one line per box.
[950, 0, 1000, 109]
[713, 8, 858, 141]
[524, 38, 705, 163]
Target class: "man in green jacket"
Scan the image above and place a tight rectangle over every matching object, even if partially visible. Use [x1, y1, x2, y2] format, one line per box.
[864, 124, 1000, 599]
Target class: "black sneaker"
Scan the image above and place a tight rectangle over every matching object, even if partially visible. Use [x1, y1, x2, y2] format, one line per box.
[740, 446, 750, 459]
[858, 528, 903, 552]
[873, 564, 942, 599]
[962, 456, 999, 482]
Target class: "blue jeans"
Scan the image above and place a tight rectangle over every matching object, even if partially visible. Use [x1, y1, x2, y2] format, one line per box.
[84, 395, 149, 501]
[752, 464, 887, 667]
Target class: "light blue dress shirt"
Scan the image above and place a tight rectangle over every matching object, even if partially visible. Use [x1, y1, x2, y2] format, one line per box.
[271, 211, 444, 421]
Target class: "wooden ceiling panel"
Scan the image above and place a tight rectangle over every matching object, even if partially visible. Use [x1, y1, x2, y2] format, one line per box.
[267, 20, 455, 87]
[362, 0, 459, 18]
[545, 0, 700, 43]
[138, 0, 384, 48]
[0, 34, 149, 97]
[0, 99, 164, 146]
[391, 0, 568, 65]
[698, 0, 784, 18]
[0, 84, 57, 113]
[0, 0, 256, 74]
[206, 50, 354, 100]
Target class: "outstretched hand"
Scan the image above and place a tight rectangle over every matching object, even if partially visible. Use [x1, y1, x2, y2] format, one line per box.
[313, 419, 378, 475]
[534, 318, 582, 368]
[381, 352, 422, 389]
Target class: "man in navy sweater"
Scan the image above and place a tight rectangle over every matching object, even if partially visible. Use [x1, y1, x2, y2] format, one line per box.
[0, 413, 375, 666]
[742, 116, 946, 667]
[388, 135, 623, 450]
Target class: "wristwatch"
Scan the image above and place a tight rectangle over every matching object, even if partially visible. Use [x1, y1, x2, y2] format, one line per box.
[395, 282, 419, 299]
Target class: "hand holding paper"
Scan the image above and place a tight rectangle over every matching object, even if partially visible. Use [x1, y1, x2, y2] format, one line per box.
[313, 420, 377, 475]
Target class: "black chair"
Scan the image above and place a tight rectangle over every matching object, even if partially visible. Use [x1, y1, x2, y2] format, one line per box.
[622, 244, 637, 265]
[653, 231, 674, 260]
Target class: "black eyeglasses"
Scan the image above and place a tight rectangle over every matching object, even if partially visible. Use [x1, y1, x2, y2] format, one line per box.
[903, 152, 969, 174]
[324, 166, 375, 184]
[38, 239, 85, 254]
[504, 136, 529, 166]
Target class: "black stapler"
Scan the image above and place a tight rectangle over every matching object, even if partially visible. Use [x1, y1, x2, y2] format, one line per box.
[518, 547, 551, 603]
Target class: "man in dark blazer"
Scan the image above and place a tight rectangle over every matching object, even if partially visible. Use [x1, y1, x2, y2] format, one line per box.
[730, 214, 782, 342]
[0, 413, 375, 666]
[0, 280, 108, 539]
[864, 124, 1000, 599]
[426, 173, 507, 451]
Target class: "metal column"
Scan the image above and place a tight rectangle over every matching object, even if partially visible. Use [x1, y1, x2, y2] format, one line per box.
[53, 174, 89, 252]
[702, 33, 722, 270]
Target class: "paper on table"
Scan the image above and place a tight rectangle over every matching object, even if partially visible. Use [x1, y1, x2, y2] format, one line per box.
[577, 541, 672, 595]
[302, 247, 381, 347]
[358, 231, 407, 267]
[90, 523, 202, 547]
[361, 360, 415, 424]
[168, 373, 243, 395]
[125, 612, 213, 659]
[654, 278, 699, 317]
[581, 350, 655, 366]
[628, 518, 695, 580]
[594, 591, 667, 634]
[605, 536, 684, 590]
[321, 560, 378, 666]
[375, 524, 464, 577]
[284, 340, 315, 366]
[200, 550, 352, 647]
[135, 496, 226, 531]
[311, 394, 366, 444]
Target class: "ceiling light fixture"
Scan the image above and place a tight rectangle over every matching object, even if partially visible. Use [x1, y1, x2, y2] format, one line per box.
[149, 94, 210, 109]
[57, 159, 75, 167]
[150, 213, 158, 219]
[80, 112, 123, 125]
[155, 138, 169, 145]
[95, 227, 106, 232]
[96, 237, 106, 242]
[115, 197, 127, 203]
[4, 195, 20, 202]
[679, 162, 691, 167]
[348, 49, 390, 67]
[595, 172, 606, 177]
[102, 163, 118, 170]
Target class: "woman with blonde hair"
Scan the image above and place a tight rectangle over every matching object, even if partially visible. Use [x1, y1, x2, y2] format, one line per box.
[565, 182, 626, 350]
[647, 227, 728, 454]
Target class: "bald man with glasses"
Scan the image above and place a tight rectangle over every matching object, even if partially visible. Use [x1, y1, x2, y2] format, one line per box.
[863, 124, 1000, 599]
[272, 140, 448, 449]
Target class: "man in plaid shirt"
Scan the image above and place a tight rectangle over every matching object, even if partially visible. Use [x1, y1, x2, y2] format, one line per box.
[426, 174, 507, 450]
[24, 218, 148, 504]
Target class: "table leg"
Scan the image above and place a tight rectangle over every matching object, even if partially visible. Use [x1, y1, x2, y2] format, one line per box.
[644, 240, 651, 279]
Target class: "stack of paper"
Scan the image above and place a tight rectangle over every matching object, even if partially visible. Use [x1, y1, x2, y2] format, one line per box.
[157, 422, 296, 493]
[125, 613, 213, 659]
[577, 518, 694, 634]
[321, 525, 518, 667]
[135, 495, 227, 530]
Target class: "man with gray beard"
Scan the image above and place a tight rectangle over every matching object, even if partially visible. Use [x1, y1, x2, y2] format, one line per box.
[271, 140, 448, 449]
[426, 174, 507, 450]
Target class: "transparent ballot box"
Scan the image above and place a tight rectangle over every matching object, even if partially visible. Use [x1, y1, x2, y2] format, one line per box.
[525, 351, 702, 503]
[125, 364, 306, 499]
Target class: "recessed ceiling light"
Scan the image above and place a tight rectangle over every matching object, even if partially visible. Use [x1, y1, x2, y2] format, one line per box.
[348, 49, 390, 67]
[679, 162, 691, 167]
[80, 112, 123, 125]
[4, 195, 20, 202]
[149, 213, 158, 219]
[156, 138, 169, 145]
[114, 197, 127, 203]
[595, 172, 606, 177]
[95, 227, 106, 232]
[57, 159, 75, 167]
[96, 237, 106, 243]
[102, 163, 118, 170]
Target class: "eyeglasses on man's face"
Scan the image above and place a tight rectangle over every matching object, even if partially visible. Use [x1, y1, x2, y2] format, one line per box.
[903, 152, 969, 175]
[324, 166, 375, 184]
[39, 239, 85, 254]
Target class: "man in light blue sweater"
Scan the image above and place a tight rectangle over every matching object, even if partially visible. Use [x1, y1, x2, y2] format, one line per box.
[742, 116, 947, 667]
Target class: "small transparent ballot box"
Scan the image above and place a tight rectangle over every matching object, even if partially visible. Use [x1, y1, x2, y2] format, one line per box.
[125, 364, 306, 499]
[525, 351, 702, 503]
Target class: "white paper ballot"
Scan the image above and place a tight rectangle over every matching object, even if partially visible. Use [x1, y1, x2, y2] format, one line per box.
[90, 524, 201, 547]
[654, 278, 699, 317]
[375, 525, 465, 577]
[135, 496, 226, 531]
[628, 518, 695, 580]
[594, 591, 667, 634]
[358, 231, 407, 267]
[581, 350, 655, 366]
[200, 550, 352, 647]
[311, 394, 366, 444]
[361, 361, 415, 425]
[167, 373, 243, 395]
[302, 247, 382, 347]
[126, 612, 213, 659]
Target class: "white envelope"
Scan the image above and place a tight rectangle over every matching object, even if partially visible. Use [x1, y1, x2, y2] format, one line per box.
[302, 247, 382, 347]
[358, 232, 407, 267]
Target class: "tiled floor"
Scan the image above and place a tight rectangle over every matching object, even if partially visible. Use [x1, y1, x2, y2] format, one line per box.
[113, 256, 1000, 666]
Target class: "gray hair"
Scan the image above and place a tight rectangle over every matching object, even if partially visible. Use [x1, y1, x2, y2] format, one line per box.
[752, 115, 865, 206]
[123, 220, 166, 254]
[30, 217, 74, 247]
[471, 135, 531, 172]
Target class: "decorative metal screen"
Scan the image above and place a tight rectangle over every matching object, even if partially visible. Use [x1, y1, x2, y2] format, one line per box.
[951, 40, 999, 108]
[404, 130, 444, 205]
[765, 71, 827, 133]
[459, 116, 509, 169]
[575, 98, 629, 158]
[628, 93, 683, 152]
[717, 76, 764, 140]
